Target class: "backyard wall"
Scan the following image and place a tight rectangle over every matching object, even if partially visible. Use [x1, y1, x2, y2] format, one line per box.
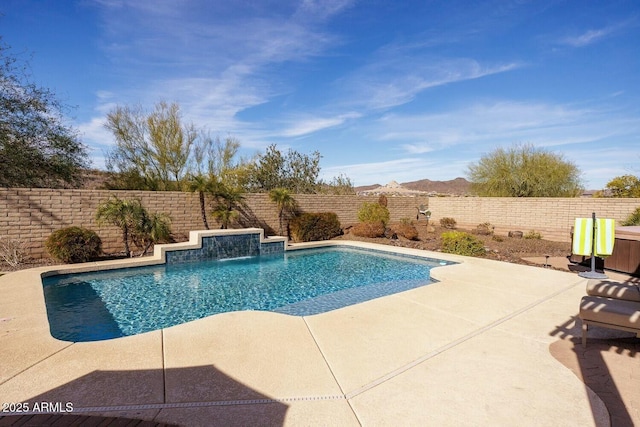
[428, 197, 640, 242]
[0, 188, 425, 259]
[1, 188, 639, 260]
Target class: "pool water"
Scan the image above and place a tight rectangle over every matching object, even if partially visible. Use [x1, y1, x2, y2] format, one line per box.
[42, 247, 451, 342]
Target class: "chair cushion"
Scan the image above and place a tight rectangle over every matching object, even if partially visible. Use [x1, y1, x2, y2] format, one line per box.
[579, 296, 640, 330]
[586, 279, 640, 302]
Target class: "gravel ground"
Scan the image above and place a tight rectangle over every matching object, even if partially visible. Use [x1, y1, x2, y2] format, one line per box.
[334, 222, 572, 267]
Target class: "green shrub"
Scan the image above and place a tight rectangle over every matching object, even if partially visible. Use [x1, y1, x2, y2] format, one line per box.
[440, 217, 457, 229]
[358, 202, 390, 226]
[45, 227, 102, 263]
[289, 212, 341, 242]
[524, 230, 542, 240]
[440, 231, 486, 257]
[351, 221, 386, 238]
[622, 207, 640, 226]
[474, 222, 494, 235]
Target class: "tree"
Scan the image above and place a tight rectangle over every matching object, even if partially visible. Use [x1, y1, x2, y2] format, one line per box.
[211, 182, 244, 229]
[95, 195, 172, 256]
[95, 196, 145, 257]
[130, 211, 172, 256]
[603, 175, 640, 198]
[105, 101, 197, 190]
[0, 39, 88, 187]
[269, 188, 297, 236]
[320, 173, 355, 195]
[467, 144, 583, 197]
[185, 174, 217, 229]
[247, 144, 321, 193]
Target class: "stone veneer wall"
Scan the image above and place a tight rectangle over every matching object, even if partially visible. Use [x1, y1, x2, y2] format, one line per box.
[1, 188, 638, 260]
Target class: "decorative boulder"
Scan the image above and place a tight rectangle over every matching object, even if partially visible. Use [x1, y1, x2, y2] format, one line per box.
[508, 231, 524, 238]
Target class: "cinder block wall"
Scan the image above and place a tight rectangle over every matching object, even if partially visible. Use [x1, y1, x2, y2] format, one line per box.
[0, 188, 428, 259]
[429, 197, 640, 241]
[1, 188, 638, 260]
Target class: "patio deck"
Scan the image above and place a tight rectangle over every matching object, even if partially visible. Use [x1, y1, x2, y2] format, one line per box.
[1, 242, 638, 426]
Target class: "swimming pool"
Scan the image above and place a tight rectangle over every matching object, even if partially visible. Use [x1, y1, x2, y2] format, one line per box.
[42, 246, 453, 342]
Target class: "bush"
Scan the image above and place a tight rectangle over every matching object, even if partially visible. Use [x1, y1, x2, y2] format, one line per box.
[0, 238, 27, 268]
[524, 230, 542, 240]
[351, 221, 386, 238]
[622, 207, 640, 226]
[492, 234, 504, 242]
[473, 222, 494, 235]
[358, 202, 390, 226]
[45, 227, 102, 263]
[440, 231, 486, 257]
[289, 212, 341, 242]
[440, 217, 457, 229]
[391, 222, 419, 240]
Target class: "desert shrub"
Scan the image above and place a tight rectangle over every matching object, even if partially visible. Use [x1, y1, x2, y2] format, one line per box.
[378, 194, 388, 207]
[440, 231, 486, 257]
[492, 234, 505, 242]
[524, 230, 542, 240]
[622, 207, 640, 226]
[392, 222, 419, 240]
[289, 212, 341, 242]
[0, 238, 27, 268]
[358, 202, 390, 226]
[440, 217, 457, 229]
[351, 221, 386, 238]
[474, 222, 494, 235]
[45, 227, 102, 263]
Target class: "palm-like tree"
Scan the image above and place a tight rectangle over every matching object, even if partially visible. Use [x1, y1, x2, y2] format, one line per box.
[185, 174, 216, 229]
[95, 195, 145, 257]
[131, 212, 172, 256]
[269, 188, 297, 236]
[211, 183, 244, 229]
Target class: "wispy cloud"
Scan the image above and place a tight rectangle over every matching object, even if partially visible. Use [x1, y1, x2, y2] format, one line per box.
[559, 19, 635, 47]
[339, 50, 521, 110]
[369, 101, 636, 152]
[561, 28, 613, 47]
[279, 112, 361, 137]
[80, 0, 354, 152]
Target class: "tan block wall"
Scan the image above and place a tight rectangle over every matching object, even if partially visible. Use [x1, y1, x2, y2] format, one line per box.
[429, 197, 640, 241]
[0, 189, 428, 260]
[1, 188, 638, 260]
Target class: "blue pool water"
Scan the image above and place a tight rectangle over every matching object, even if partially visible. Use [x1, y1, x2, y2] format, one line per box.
[42, 247, 452, 342]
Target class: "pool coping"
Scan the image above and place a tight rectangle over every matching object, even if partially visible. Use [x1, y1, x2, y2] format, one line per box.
[0, 232, 615, 426]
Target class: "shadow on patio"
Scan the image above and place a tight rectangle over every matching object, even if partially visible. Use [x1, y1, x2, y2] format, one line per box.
[0, 365, 289, 426]
[550, 315, 640, 427]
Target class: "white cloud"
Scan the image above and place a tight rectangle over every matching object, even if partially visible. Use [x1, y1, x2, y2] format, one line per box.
[559, 19, 635, 47]
[561, 28, 611, 47]
[279, 112, 361, 137]
[340, 54, 521, 110]
[370, 101, 636, 152]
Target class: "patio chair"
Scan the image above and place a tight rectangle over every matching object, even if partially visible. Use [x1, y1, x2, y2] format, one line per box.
[416, 205, 431, 221]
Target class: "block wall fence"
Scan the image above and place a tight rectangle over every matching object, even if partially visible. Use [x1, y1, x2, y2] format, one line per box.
[0, 188, 425, 259]
[1, 188, 638, 260]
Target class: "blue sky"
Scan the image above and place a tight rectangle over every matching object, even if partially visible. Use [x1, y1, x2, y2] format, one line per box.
[2, 0, 639, 189]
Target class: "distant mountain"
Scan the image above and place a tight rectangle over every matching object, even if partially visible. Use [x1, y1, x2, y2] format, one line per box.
[401, 177, 471, 195]
[355, 177, 472, 196]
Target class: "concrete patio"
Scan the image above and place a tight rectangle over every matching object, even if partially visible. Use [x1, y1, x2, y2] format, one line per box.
[0, 241, 638, 426]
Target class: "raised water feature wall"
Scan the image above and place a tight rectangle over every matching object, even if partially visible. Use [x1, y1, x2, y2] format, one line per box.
[161, 229, 285, 265]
